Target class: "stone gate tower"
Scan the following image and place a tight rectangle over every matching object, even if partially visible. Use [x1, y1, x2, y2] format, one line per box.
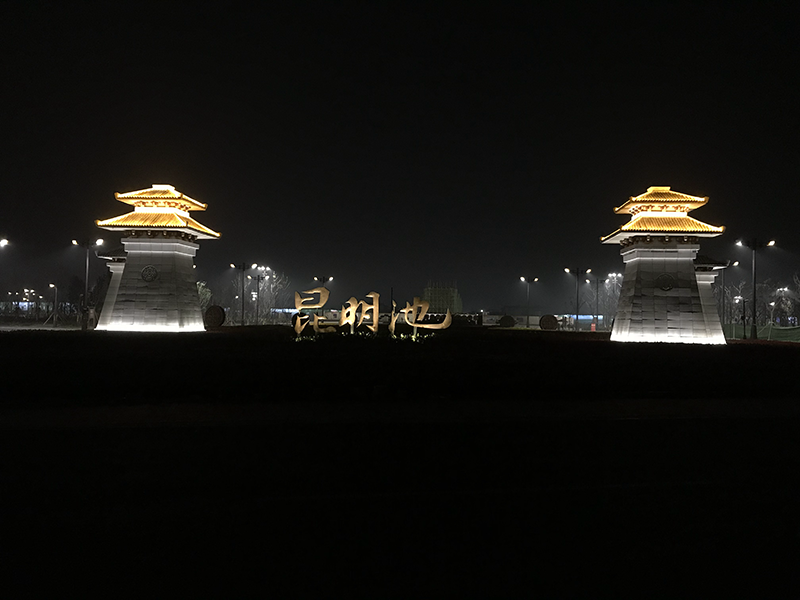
[601, 186, 725, 344]
[95, 184, 220, 332]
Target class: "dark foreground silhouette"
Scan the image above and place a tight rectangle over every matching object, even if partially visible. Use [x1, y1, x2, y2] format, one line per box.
[1, 328, 799, 596]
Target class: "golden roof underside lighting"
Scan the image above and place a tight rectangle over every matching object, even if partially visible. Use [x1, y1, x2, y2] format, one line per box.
[602, 186, 724, 245]
[623, 215, 723, 233]
[614, 186, 708, 214]
[115, 184, 207, 211]
[601, 216, 724, 244]
[96, 211, 220, 238]
[97, 184, 220, 239]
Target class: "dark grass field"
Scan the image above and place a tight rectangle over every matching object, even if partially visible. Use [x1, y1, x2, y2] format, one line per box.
[1, 325, 799, 407]
[2, 327, 800, 596]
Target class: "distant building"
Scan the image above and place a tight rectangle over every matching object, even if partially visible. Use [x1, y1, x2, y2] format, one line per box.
[422, 281, 463, 314]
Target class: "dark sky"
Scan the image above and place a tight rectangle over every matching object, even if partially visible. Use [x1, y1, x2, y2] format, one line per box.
[1, 2, 798, 313]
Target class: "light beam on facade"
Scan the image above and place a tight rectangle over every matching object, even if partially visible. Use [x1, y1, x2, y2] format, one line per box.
[95, 184, 220, 332]
[601, 186, 725, 344]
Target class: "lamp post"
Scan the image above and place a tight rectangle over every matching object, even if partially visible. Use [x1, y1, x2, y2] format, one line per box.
[247, 267, 270, 325]
[565, 268, 591, 331]
[2, 240, 11, 315]
[603, 273, 623, 331]
[23, 288, 35, 320]
[231, 263, 259, 326]
[585, 273, 602, 331]
[49, 283, 58, 327]
[734, 296, 747, 340]
[72, 238, 103, 331]
[718, 261, 738, 337]
[519, 276, 538, 328]
[312, 275, 334, 319]
[737, 238, 775, 340]
[776, 286, 790, 327]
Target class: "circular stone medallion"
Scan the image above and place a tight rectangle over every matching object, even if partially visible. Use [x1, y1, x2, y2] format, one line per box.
[141, 265, 159, 282]
[655, 273, 675, 291]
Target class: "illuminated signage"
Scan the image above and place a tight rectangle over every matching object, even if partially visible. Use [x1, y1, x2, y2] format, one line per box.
[294, 287, 451, 338]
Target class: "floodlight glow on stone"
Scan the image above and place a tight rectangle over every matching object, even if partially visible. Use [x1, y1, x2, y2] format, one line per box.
[602, 186, 726, 345]
[95, 184, 219, 332]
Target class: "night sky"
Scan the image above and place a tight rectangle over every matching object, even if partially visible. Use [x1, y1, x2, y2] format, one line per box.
[1, 2, 798, 314]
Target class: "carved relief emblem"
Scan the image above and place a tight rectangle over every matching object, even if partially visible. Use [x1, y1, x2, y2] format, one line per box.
[655, 273, 675, 291]
[141, 265, 159, 282]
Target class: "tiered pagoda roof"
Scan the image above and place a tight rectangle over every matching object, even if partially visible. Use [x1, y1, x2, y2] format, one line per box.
[96, 184, 220, 239]
[601, 186, 723, 244]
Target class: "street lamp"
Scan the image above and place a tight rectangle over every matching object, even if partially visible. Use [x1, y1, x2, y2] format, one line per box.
[230, 263, 259, 326]
[602, 273, 623, 331]
[311, 276, 334, 320]
[717, 260, 739, 337]
[247, 269, 270, 325]
[48, 283, 58, 327]
[231, 263, 269, 325]
[736, 238, 775, 340]
[584, 272, 602, 331]
[0, 239, 8, 247]
[775, 286, 790, 327]
[72, 238, 103, 331]
[565, 268, 591, 331]
[519, 276, 539, 329]
[734, 295, 747, 340]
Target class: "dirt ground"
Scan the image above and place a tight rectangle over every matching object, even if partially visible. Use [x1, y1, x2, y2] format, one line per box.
[1, 328, 799, 596]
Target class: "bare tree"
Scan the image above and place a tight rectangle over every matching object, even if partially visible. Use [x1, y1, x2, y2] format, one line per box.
[764, 280, 796, 327]
[600, 274, 623, 327]
[252, 270, 291, 324]
[222, 269, 291, 325]
[196, 281, 213, 312]
[577, 274, 623, 330]
[222, 274, 245, 325]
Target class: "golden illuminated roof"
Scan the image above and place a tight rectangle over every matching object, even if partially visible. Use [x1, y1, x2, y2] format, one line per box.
[602, 186, 723, 244]
[614, 186, 708, 215]
[621, 215, 723, 233]
[115, 184, 207, 211]
[601, 216, 723, 243]
[97, 184, 220, 239]
[96, 211, 220, 238]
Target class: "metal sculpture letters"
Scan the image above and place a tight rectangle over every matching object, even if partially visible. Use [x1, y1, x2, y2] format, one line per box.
[294, 287, 451, 338]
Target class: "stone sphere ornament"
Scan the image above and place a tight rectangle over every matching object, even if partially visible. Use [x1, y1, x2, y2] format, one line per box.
[204, 305, 226, 328]
[539, 314, 559, 330]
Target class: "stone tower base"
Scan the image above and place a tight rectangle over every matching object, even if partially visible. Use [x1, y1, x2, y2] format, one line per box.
[96, 235, 204, 332]
[612, 237, 725, 344]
